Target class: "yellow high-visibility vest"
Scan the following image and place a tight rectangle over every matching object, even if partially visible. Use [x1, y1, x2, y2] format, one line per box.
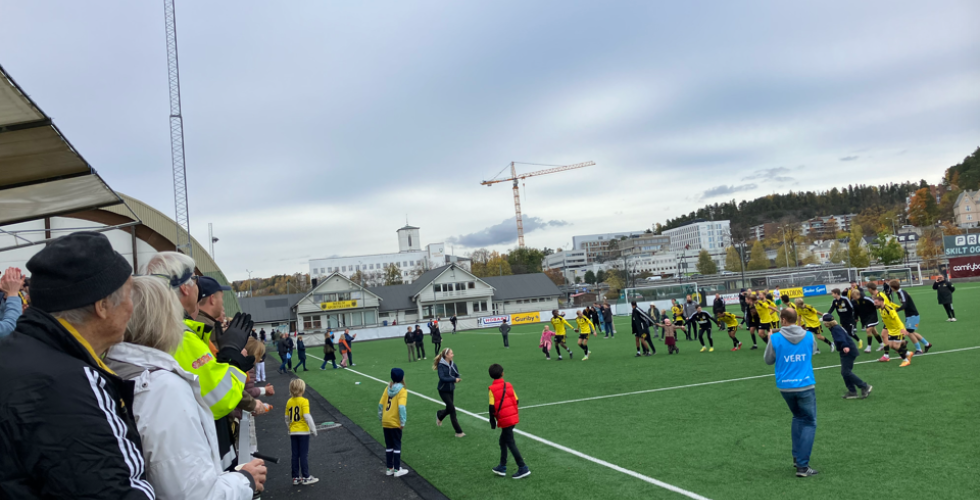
[174, 319, 246, 419]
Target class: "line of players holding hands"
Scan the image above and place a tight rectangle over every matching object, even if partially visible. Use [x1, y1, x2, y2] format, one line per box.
[537, 280, 931, 367]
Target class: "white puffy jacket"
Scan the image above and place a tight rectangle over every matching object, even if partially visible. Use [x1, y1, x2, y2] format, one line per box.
[105, 342, 253, 500]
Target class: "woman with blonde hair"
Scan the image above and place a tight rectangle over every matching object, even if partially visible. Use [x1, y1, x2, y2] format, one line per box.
[433, 348, 464, 437]
[105, 276, 266, 499]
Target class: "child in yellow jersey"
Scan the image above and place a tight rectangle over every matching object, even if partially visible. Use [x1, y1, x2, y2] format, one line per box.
[717, 311, 744, 351]
[874, 297, 914, 367]
[285, 379, 319, 485]
[379, 368, 409, 476]
[753, 293, 773, 343]
[764, 294, 781, 332]
[574, 310, 597, 360]
[794, 298, 834, 353]
[550, 310, 575, 360]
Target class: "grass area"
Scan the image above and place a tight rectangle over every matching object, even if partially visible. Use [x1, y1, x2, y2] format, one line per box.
[283, 284, 980, 500]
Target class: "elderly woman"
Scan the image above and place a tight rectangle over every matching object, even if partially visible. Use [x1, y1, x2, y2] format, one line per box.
[105, 276, 266, 499]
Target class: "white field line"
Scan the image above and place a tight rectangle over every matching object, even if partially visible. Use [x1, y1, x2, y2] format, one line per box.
[306, 353, 713, 500]
[472, 344, 980, 414]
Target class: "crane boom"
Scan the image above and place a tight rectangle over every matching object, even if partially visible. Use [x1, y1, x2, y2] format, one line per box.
[164, 0, 192, 257]
[481, 160, 594, 247]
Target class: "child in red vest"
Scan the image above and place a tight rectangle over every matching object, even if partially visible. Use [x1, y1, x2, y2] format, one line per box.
[488, 364, 530, 479]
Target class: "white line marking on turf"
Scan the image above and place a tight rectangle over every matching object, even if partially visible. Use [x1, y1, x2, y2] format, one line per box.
[305, 353, 713, 500]
[475, 344, 980, 414]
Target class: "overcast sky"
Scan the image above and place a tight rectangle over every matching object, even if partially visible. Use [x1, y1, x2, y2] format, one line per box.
[3, 1, 978, 280]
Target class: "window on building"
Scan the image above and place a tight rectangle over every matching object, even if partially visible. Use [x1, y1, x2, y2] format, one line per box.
[303, 315, 322, 330]
[968, 206, 972, 212]
[474, 301, 488, 312]
[434, 284, 442, 293]
[468, 282, 475, 289]
[969, 214, 973, 221]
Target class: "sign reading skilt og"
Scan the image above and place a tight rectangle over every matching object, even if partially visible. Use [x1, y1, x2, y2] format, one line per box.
[944, 234, 980, 257]
[320, 300, 358, 310]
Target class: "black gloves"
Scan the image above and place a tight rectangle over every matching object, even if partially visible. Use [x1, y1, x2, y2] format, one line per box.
[488, 405, 497, 429]
[215, 312, 255, 373]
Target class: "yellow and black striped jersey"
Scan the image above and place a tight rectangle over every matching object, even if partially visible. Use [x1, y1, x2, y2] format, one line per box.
[880, 302, 904, 333]
[576, 316, 596, 334]
[551, 317, 573, 336]
[755, 302, 772, 323]
[798, 304, 821, 328]
[719, 312, 739, 328]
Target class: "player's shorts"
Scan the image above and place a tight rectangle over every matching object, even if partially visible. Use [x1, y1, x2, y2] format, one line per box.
[887, 334, 905, 342]
[554, 335, 566, 344]
[727, 326, 737, 334]
[860, 316, 878, 329]
[673, 317, 684, 325]
[579, 334, 589, 340]
[770, 321, 780, 331]
[905, 316, 920, 330]
[805, 326, 821, 334]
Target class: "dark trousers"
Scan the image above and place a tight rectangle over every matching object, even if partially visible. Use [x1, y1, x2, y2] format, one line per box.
[501, 333, 509, 347]
[839, 355, 868, 393]
[295, 355, 307, 371]
[433, 342, 441, 354]
[347, 350, 354, 365]
[321, 356, 337, 369]
[415, 343, 426, 358]
[604, 321, 614, 337]
[383, 427, 403, 470]
[290, 434, 310, 478]
[698, 326, 713, 347]
[280, 355, 292, 372]
[943, 303, 955, 318]
[437, 390, 463, 433]
[498, 426, 525, 467]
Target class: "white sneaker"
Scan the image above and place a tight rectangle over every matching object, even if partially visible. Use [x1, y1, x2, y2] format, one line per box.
[393, 468, 409, 477]
[830, 344, 836, 353]
[814, 349, 821, 354]
[946, 318, 952, 322]
[386, 469, 394, 476]
[864, 345, 872, 353]
[582, 355, 589, 361]
[951, 318, 957, 322]
[302, 476, 319, 485]
[876, 345, 885, 352]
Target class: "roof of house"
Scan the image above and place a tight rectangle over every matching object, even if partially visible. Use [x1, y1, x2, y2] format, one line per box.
[366, 283, 417, 312]
[483, 274, 562, 301]
[239, 293, 307, 324]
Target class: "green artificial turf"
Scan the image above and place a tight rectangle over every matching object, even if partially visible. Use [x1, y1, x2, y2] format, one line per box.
[283, 284, 980, 500]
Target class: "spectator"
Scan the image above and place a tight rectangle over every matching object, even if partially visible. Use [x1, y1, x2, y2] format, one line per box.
[146, 251, 253, 471]
[414, 324, 426, 360]
[434, 348, 464, 437]
[343, 328, 357, 366]
[593, 303, 605, 336]
[713, 293, 726, 318]
[295, 335, 308, 371]
[764, 308, 819, 477]
[649, 303, 663, 339]
[0, 232, 153, 498]
[498, 318, 511, 348]
[933, 275, 956, 322]
[321, 329, 338, 369]
[0, 267, 25, 338]
[602, 302, 614, 337]
[450, 314, 458, 334]
[277, 335, 292, 374]
[404, 326, 417, 362]
[259, 328, 267, 342]
[431, 321, 443, 354]
[105, 276, 266, 498]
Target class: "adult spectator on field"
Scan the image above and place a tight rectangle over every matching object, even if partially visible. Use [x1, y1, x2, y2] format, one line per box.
[277, 334, 293, 373]
[738, 289, 749, 326]
[413, 324, 426, 359]
[498, 317, 511, 348]
[0, 232, 154, 498]
[683, 295, 699, 340]
[449, 314, 458, 334]
[259, 328, 267, 342]
[602, 302, 615, 337]
[105, 276, 265, 498]
[712, 293, 726, 319]
[932, 275, 956, 322]
[145, 251, 253, 470]
[764, 308, 819, 477]
[343, 328, 358, 366]
[0, 267, 25, 338]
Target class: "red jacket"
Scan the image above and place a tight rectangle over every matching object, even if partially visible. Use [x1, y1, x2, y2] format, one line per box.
[488, 378, 519, 428]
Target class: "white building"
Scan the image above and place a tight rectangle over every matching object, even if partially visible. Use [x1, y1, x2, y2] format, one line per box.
[662, 220, 730, 271]
[541, 249, 588, 271]
[572, 231, 648, 262]
[308, 225, 467, 286]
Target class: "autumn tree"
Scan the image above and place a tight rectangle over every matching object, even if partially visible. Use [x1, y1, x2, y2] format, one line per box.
[507, 247, 545, 274]
[350, 270, 364, 286]
[848, 225, 870, 267]
[869, 232, 905, 265]
[828, 240, 848, 265]
[543, 268, 565, 286]
[603, 273, 624, 300]
[479, 251, 512, 277]
[696, 249, 718, 275]
[382, 263, 403, 286]
[800, 252, 820, 265]
[724, 246, 742, 272]
[917, 228, 944, 270]
[747, 240, 769, 270]
[908, 187, 940, 227]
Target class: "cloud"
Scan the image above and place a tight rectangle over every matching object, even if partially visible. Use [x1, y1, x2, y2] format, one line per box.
[773, 176, 795, 182]
[447, 217, 569, 247]
[741, 167, 791, 181]
[701, 183, 757, 199]
[840, 155, 859, 161]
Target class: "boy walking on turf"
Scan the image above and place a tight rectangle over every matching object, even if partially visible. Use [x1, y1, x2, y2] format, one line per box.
[823, 314, 872, 399]
[498, 318, 511, 348]
[379, 368, 409, 477]
[764, 308, 819, 477]
[286, 379, 319, 485]
[488, 363, 530, 479]
[630, 301, 656, 356]
[550, 310, 575, 360]
[574, 310, 597, 360]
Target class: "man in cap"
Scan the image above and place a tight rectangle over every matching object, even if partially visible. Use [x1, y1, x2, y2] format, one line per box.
[0, 232, 155, 499]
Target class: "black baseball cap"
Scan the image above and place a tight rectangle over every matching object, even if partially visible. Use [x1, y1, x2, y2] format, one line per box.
[197, 276, 231, 301]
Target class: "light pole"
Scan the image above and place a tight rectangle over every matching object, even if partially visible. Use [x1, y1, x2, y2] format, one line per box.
[246, 269, 253, 297]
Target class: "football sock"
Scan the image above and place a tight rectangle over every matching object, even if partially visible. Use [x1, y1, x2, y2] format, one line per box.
[823, 338, 832, 346]
[866, 336, 872, 346]
[751, 333, 758, 345]
[847, 331, 860, 342]
[914, 342, 922, 351]
[581, 345, 589, 355]
[883, 346, 890, 355]
[919, 336, 930, 345]
[873, 333, 882, 343]
[732, 337, 739, 347]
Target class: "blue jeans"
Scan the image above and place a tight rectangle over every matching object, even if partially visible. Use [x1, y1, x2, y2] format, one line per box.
[604, 321, 614, 336]
[291, 434, 310, 478]
[780, 388, 817, 468]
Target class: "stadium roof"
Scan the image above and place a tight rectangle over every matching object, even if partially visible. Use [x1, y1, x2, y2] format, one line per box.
[483, 273, 562, 301]
[0, 63, 133, 232]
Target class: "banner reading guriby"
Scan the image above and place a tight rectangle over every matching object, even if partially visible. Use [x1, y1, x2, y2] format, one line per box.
[948, 255, 980, 278]
[510, 311, 541, 325]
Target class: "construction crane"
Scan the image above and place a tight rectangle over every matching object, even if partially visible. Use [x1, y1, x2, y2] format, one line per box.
[163, 0, 192, 257]
[481, 161, 595, 248]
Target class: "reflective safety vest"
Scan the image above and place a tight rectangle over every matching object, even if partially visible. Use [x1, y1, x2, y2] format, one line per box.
[174, 319, 246, 419]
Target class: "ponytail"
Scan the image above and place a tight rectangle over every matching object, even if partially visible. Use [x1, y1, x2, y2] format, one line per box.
[432, 348, 450, 370]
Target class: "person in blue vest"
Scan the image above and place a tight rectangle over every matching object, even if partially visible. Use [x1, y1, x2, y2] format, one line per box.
[764, 307, 819, 478]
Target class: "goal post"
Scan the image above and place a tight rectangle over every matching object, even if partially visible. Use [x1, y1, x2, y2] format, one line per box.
[858, 263, 923, 287]
[617, 282, 699, 314]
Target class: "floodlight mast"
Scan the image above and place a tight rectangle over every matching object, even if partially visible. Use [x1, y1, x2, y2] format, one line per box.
[164, 0, 192, 257]
[481, 161, 595, 248]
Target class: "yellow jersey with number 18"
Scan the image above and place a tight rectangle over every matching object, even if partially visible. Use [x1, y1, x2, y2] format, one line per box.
[286, 396, 311, 433]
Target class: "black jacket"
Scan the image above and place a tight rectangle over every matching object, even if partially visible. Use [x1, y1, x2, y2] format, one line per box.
[431, 328, 442, 343]
[631, 307, 653, 334]
[828, 325, 859, 359]
[413, 328, 424, 344]
[933, 280, 955, 304]
[0, 308, 154, 499]
[712, 297, 726, 316]
[436, 360, 459, 392]
[404, 331, 415, 344]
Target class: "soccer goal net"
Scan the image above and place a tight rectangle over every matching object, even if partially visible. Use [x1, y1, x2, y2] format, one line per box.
[618, 282, 699, 313]
[858, 263, 923, 287]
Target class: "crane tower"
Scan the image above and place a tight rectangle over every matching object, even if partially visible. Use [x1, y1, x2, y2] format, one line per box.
[163, 0, 192, 257]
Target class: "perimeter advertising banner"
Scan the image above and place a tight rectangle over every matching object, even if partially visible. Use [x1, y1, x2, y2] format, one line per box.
[802, 285, 827, 297]
[944, 234, 980, 257]
[948, 255, 980, 278]
[510, 312, 541, 325]
[478, 315, 509, 328]
[320, 300, 358, 310]
[779, 287, 805, 299]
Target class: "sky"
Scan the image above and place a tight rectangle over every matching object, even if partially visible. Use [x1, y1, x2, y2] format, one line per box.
[2, 0, 978, 280]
